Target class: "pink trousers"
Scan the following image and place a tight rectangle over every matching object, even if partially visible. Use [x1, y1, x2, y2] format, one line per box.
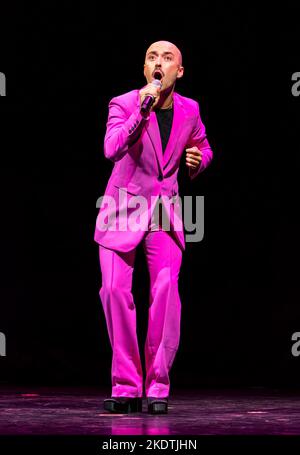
[99, 229, 182, 398]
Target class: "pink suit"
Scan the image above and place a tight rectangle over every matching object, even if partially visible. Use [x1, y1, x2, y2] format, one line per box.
[94, 89, 213, 397]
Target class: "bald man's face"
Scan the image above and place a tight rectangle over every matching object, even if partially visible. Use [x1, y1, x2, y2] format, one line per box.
[144, 41, 184, 91]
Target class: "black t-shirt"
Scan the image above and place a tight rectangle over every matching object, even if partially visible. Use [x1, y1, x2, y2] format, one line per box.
[155, 107, 174, 153]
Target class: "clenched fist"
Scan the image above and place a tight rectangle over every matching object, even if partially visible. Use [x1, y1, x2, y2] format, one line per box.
[186, 147, 203, 169]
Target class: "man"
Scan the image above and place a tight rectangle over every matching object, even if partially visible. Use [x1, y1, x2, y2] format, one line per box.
[94, 41, 213, 414]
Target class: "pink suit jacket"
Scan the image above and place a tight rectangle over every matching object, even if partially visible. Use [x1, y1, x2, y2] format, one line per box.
[94, 89, 213, 252]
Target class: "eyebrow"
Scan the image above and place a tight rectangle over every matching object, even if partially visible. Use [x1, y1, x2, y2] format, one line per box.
[147, 51, 175, 57]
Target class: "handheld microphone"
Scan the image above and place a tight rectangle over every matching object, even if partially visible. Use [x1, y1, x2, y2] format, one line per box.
[141, 78, 162, 114]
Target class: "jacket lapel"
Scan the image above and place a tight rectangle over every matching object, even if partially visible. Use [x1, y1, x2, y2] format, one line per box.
[137, 91, 186, 175]
[163, 93, 186, 169]
[145, 112, 164, 175]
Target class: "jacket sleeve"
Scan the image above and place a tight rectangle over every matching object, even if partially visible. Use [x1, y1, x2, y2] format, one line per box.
[187, 101, 213, 180]
[104, 97, 148, 162]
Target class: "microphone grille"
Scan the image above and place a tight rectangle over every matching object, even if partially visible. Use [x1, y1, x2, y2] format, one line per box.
[152, 79, 162, 88]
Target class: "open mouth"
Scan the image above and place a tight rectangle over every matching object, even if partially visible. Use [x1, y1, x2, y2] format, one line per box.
[153, 70, 164, 80]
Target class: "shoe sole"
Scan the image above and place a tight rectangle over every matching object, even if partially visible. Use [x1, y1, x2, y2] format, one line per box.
[148, 402, 168, 414]
[104, 398, 142, 413]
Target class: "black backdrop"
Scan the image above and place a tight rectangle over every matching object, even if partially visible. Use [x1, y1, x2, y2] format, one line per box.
[0, 3, 299, 389]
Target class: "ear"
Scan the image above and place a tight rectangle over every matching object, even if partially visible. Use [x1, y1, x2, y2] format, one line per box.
[176, 66, 184, 79]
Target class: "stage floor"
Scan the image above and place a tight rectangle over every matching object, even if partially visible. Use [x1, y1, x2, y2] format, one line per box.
[0, 386, 300, 435]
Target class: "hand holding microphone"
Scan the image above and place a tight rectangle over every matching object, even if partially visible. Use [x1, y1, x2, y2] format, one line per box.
[139, 78, 162, 115]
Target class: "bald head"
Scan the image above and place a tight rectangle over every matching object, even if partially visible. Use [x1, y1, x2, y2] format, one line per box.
[145, 41, 182, 66]
[143, 40, 184, 92]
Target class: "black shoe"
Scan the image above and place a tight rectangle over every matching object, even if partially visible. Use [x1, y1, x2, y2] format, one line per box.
[147, 397, 168, 414]
[104, 397, 142, 413]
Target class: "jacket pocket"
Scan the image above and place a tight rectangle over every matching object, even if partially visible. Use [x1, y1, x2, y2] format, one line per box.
[113, 182, 141, 196]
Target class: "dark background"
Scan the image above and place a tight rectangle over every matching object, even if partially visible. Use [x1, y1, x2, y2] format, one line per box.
[0, 3, 299, 389]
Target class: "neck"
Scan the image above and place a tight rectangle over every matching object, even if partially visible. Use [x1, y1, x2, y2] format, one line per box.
[155, 85, 174, 110]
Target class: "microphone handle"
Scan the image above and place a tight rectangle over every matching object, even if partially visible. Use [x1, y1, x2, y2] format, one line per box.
[141, 94, 155, 114]
[140, 79, 161, 114]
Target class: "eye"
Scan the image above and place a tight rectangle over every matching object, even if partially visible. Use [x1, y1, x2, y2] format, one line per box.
[164, 55, 172, 61]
